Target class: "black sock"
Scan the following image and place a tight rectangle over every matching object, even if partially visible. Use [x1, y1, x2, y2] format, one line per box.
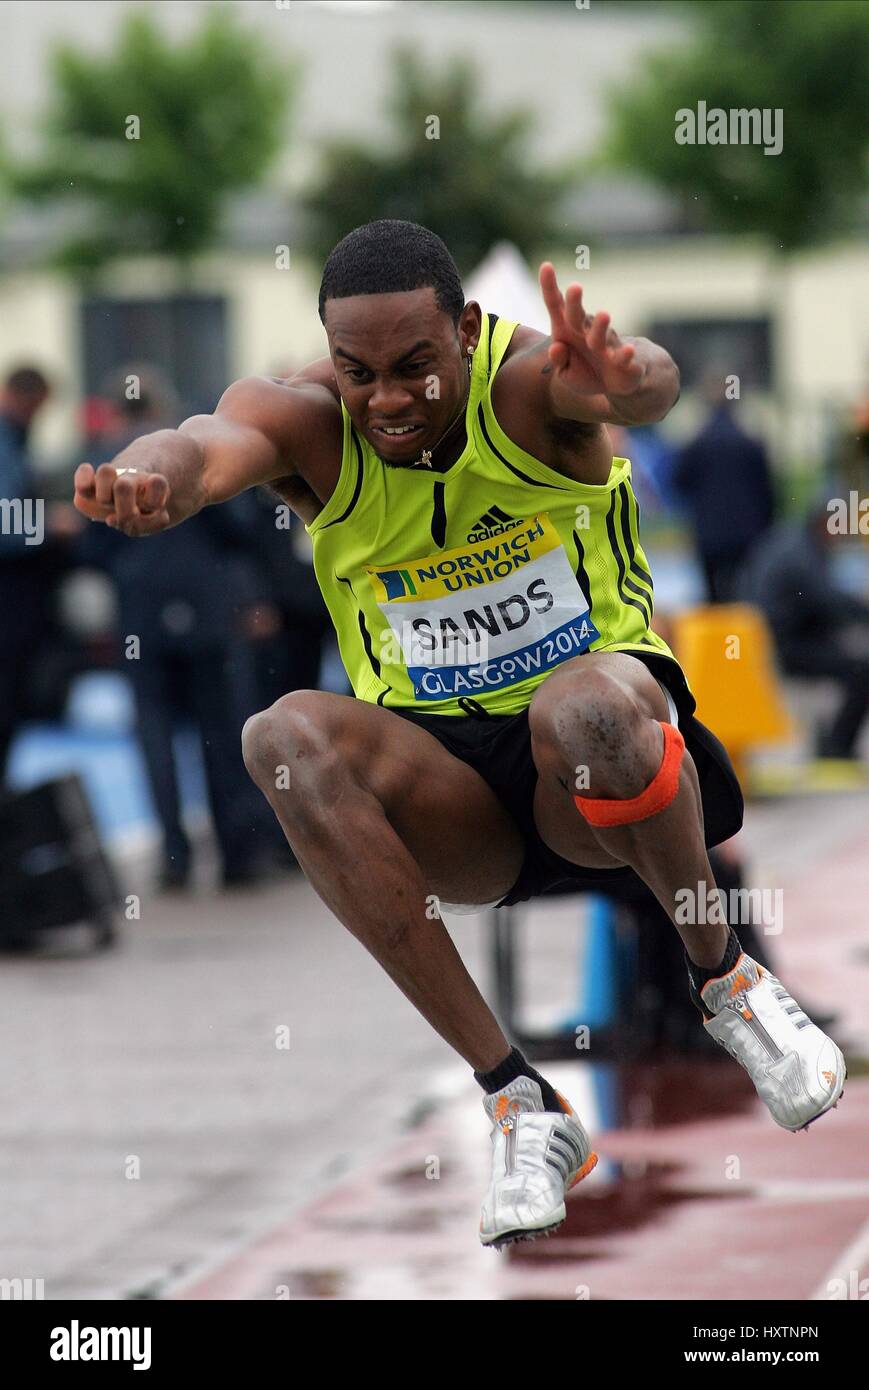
[473, 1045, 564, 1114]
[685, 927, 743, 1018]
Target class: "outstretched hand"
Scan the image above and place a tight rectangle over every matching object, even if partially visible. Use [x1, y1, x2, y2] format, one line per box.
[74, 462, 171, 536]
[538, 263, 645, 410]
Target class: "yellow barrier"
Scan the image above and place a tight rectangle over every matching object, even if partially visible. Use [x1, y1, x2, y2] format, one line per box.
[673, 604, 794, 782]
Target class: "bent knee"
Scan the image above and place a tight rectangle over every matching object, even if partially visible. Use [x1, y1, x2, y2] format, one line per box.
[530, 671, 645, 756]
[241, 689, 334, 784]
[530, 673, 660, 795]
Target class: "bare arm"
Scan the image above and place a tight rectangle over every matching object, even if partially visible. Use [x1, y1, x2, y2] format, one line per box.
[73, 375, 339, 537]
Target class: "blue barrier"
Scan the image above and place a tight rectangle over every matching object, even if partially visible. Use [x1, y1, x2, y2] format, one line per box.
[559, 893, 620, 1031]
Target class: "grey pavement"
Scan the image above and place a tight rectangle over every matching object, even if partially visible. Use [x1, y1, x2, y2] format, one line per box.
[1, 868, 470, 1299]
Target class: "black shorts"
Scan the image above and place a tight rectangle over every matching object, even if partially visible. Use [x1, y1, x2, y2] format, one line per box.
[390, 651, 744, 909]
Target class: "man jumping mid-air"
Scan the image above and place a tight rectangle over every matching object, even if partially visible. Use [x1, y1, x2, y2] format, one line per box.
[74, 221, 845, 1249]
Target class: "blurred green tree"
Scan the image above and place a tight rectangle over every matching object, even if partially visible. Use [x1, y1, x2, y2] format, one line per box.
[0, 126, 9, 226]
[604, 0, 869, 250]
[303, 46, 572, 275]
[13, 10, 296, 274]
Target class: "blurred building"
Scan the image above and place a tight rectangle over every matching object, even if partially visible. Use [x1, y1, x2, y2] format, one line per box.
[0, 0, 866, 475]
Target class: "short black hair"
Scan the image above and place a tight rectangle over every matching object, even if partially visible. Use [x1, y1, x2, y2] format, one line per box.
[5, 365, 50, 397]
[318, 220, 464, 326]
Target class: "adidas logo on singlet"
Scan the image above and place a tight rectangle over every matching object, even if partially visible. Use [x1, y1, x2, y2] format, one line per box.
[466, 505, 524, 543]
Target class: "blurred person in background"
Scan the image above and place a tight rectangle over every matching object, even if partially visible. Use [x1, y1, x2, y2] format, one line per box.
[243, 360, 342, 705]
[0, 366, 82, 782]
[673, 373, 775, 603]
[609, 422, 678, 520]
[740, 498, 869, 760]
[847, 378, 869, 487]
[81, 366, 279, 888]
[243, 485, 342, 710]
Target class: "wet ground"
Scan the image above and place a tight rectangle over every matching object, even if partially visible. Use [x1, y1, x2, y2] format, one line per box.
[173, 1061, 869, 1302]
[1, 789, 867, 1301]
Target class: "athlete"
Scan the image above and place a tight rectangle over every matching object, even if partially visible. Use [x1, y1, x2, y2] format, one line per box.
[74, 221, 845, 1249]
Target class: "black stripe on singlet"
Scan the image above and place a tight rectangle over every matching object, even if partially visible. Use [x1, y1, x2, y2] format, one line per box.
[337, 573, 380, 679]
[617, 482, 654, 600]
[321, 430, 365, 529]
[571, 528, 595, 632]
[476, 405, 563, 490]
[613, 486, 654, 623]
[430, 481, 447, 548]
[476, 312, 564, 489]
[605, 491, 651, 624]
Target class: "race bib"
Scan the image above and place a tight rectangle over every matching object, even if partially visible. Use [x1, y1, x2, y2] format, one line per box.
[366, 513, 600, 701]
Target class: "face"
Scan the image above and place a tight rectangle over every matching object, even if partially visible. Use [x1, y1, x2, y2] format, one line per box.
[324, 288, 481, 467]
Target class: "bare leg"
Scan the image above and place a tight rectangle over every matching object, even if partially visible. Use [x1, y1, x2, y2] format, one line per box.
[242, 691, 526, 1071]
[530, 653, 729, 969]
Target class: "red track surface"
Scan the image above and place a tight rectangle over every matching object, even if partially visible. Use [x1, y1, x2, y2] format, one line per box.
[174, 832, 869, 1302]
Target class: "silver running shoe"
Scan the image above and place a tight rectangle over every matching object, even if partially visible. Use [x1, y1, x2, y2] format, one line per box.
[479, 1075, 598, 1249]
[701, 952, 846, 1131]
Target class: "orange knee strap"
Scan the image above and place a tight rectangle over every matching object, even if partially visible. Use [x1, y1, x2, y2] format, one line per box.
[573, 721, 685, 827]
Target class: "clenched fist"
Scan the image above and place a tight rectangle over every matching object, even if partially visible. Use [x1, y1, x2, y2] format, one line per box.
[73, 463, 172, 536]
